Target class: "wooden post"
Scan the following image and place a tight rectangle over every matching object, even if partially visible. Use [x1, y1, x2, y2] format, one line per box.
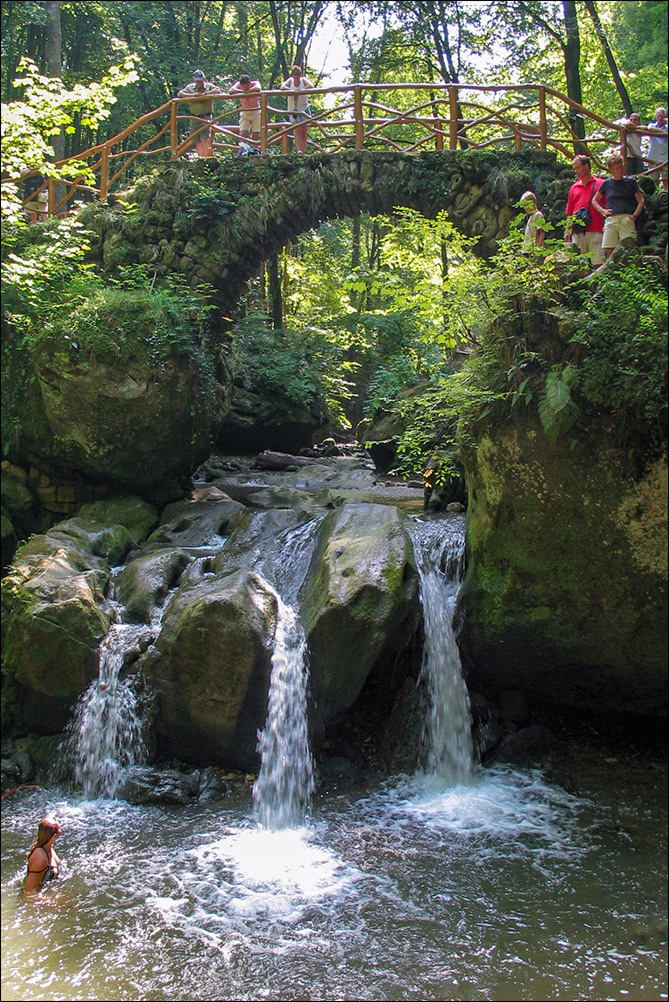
[620, 128, 628, 172]
[170, 100, 178, 158]
[354, 85, 364, 149]
[539, 87, 547, 149]
[47, 177, 55, 216]
[435, 119, 443, 151]
[260, 94, 268, 153]
[514, 129, 523, 152]
[448, 86, 458, 149]
[100, 146, 109, 201]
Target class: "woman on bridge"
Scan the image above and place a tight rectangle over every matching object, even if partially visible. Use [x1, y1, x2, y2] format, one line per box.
[281, 65, 313, 154]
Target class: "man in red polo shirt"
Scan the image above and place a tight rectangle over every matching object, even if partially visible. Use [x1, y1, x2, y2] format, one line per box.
[563, 154, 606, 267]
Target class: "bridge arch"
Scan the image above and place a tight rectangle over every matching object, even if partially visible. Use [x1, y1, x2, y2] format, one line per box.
[83, 149, 572, 315]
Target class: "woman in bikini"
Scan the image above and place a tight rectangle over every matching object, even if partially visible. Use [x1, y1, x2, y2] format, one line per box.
[23, 817, 61, 894]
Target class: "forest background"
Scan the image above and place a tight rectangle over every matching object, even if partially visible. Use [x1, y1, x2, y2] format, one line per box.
[1, 1, 668, 477]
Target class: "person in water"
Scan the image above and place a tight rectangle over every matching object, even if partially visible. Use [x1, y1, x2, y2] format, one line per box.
[23, 816, 61, 893]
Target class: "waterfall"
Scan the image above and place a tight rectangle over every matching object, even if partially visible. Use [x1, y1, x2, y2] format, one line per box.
[252, 517, 323, 829]
[253, 593, 315, 829]
[68, 619, 149, 798]
[409, 517, 474, 784]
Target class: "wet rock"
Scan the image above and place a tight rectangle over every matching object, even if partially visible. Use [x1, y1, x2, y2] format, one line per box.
[317, 756, 363, 788]
[116, 765, 200, 804]
[115, 548, 192, 623]
[493, 724, 556, 765]
[76, 496, 159, 546]
[378, 678, 424, 774]
[303, 503, 421, 727]
[498, 688, 531, 725]
[198, 766, 231, 801]
[145, 568, 278, 769]
[2, 525, 113, 733]
[145, 487, 245, 550]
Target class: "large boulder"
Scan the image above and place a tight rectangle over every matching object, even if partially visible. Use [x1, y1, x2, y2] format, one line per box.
[302, 503, 420, 728]
[458, 419, 668, 718]
[217, 382, 329, 454]
[3, 288, 230, 495]
[25, 344, 225, 492]
[1, 524, 115, 732]
[144, 567, 278, 768]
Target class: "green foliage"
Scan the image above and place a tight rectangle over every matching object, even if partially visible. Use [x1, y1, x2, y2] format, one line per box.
[570, 261, 668, 425]
[1, 56, 138, 218]
[230, 314, 324, 412]
[538, 363, 579, 443]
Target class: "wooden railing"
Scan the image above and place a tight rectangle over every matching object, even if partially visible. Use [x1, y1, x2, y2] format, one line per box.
[7, 82, 667, 218]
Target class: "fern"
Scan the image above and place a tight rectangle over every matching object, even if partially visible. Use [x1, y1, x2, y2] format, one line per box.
[539, 363, 579, 442]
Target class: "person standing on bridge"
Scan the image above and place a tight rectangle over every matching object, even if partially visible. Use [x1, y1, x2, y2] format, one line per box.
[564, 155, 606, 268]
[281, 65, 313, 154]
[178, 70, 222, 158]
[613, 112, 645, 176]
[229, 74, 262, 152]
[647, 106, 667, 190]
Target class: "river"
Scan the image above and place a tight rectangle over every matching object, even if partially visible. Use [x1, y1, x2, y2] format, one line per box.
[2, 748, 666, 1001]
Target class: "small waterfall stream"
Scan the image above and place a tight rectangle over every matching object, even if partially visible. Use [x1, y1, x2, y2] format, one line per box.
[251, 517, 323, 829]
[409, 517, 474, 784]
[252, 592, 314, 829]
[67, 616, 149, 798]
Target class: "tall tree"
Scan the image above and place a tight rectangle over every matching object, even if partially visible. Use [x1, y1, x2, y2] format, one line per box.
[583, 0, 632, 115]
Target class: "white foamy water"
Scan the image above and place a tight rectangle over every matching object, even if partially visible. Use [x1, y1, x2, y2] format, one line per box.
[409, 516, 474, 783]
[66, 621, 149, 798]
[2, 761, 666, 1002]
[252, 594, 315, 830]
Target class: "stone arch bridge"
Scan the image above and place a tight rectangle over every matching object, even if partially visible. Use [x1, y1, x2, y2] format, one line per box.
[83, 149, 584, 315]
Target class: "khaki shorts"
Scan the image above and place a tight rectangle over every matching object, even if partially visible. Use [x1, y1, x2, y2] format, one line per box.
[601, 214, 637, 249]
[571, 230, 603, 266]
[647, 159, 668, 184]
[239, 108, 260, 133]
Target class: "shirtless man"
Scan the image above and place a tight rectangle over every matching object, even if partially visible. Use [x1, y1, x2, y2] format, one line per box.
[229, 74, 262, 150]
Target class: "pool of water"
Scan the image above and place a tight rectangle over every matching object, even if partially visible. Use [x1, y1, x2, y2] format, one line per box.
[2, 753, 667, 1001]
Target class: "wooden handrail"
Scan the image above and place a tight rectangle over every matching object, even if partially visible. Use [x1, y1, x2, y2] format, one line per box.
[6, 81, 664, 217]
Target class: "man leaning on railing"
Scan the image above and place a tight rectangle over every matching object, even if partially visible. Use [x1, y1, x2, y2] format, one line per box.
[178, 69, 222, 158]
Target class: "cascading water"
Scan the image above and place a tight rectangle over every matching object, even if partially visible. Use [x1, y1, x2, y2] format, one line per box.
[409, 516, 474, 784]
[67, 618, 149, 798]
[251, 517, 323, 829]
[252, 592, 315, 829]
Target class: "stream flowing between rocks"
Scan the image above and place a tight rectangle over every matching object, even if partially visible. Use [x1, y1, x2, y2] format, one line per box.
[1, 455, 667, 1001]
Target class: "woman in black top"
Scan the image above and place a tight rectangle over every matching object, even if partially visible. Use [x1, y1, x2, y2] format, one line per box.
[23, 816, 61, 894]
[592, 154, 644, 260]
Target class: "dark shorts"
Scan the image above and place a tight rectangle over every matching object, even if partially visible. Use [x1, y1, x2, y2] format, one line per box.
[190, 113, 212, 140]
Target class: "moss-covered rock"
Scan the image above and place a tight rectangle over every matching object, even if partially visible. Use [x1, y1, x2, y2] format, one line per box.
[3, 288, 231, 495]
[115, 548, 192, 623]
[302, 503, 420, 727]
[77, 496, 159, 546]
[1, 525, 114, 732]
[459, 418, 668, 718]
[145, 568, 277, 768]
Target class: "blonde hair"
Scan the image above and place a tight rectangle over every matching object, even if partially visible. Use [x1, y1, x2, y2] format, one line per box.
[29, 817, 60, 853]
[607, 154, 624, 168]
[520, 190, 537, 206]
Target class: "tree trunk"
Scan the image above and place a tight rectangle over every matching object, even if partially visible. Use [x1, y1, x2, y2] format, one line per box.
[351, 215, 361, 269]
[583, 0, 632, 114]
[267, 252, 283, 331]
[45, 1, 66, 206]
[562, 1, 585, 147]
